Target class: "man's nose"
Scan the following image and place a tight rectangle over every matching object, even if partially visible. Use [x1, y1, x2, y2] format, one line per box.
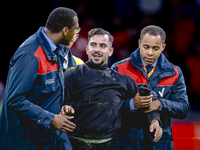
[148, 48, 153, 55]
[94, 46, 101, 52]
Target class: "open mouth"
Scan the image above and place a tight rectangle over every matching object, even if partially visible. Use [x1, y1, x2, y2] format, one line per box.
[92, 54, 102, 60]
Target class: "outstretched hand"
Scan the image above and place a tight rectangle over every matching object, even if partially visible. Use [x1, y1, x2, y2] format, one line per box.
[149, 119, 163, 142]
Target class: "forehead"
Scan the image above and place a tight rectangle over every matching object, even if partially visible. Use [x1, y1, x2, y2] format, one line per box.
[141, 33, 162, 46]
[89, 34, 109, 44]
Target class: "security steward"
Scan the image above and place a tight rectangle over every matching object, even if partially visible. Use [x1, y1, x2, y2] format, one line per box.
[111, 25, 189, 150]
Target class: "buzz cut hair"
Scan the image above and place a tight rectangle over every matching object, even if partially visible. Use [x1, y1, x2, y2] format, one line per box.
[88, 28, 114, 47]
[140, 25, 166, 45]
[45, 7, 77, 33]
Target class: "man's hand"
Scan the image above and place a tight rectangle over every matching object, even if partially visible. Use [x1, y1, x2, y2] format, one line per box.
[60, 105, 75, 115]
[51, 114, 76, 133]
[51, 105, 76, 133]
[149, 119, 163, 142]
[133, 93, 153, 109]
[144, 99, 161, 113]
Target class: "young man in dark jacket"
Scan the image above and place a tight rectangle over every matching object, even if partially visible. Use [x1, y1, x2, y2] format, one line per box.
[111, 25, 189, 150]
[61, 28, 163, 150]
[0, 7, 82, 150]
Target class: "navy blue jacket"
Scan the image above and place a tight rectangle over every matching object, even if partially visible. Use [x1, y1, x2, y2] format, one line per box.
[111, 48, 189, 149]
[0, 27, 77, 150]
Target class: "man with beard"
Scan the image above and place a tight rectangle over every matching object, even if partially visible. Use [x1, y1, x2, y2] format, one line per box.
[0, 7, 82, 150]
[60, 28, 163, 150]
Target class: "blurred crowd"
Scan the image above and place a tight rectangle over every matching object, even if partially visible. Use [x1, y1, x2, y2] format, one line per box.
[1, 0, 200, 112]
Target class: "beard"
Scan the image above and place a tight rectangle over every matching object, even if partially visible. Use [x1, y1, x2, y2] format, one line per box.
[59, 38, 70, 46]
[88, 53, 105, 66]
[90, 59, 105, 66]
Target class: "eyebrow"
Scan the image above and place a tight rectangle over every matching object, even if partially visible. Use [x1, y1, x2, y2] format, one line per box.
[143, 44, 149, 47]
[143, 44, 160, 48]
[90, 42, 97, 45]
[153, 46, 160, 49]
[90, 42, 107, 45]
[100, 43, 107, 46]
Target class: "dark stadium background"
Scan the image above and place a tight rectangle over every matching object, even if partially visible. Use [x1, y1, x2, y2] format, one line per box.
[1, 0, 200, 149]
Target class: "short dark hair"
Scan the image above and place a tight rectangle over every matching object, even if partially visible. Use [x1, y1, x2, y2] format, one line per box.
[140, 25, 166, 45]
[88, 28, 114, 47]
[45, 7, 77, 33]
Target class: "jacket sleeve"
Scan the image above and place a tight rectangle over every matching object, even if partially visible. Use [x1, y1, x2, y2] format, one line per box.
[159, 67, 189, 119]
[126, 76, 139, 97]
[122, 76, 139, 111]
[63, 68, 76, 105]
[119, 71, 161, 124]
[147, 110, 161, 125]
[112, 62, 161, 123]
[6, 53, 55, 129]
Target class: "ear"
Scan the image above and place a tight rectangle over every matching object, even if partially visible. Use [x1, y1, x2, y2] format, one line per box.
[109, 47, 114, 57]
[162, 44, 166, 52]
[74, 34, 79, 41]
[62, 27, 69, 37]
[138, 39, 141, 47]
[86, 45, 89, 55]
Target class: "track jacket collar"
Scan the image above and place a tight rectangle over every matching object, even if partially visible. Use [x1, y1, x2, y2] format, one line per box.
[86, 61, 108, 70]
[36, 27, 78, 71]
[36, 27, 69, 63]
[130, 47, 174, 72]
[41, 29, 57, 52]
[36, 27, 55, 62]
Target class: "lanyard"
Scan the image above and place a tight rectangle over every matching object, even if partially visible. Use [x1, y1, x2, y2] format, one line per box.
[142, 63, 157, 78]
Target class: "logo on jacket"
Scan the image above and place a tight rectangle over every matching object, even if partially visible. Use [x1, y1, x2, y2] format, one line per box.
[46, 78, 54, 85]
[158, 87, 165, 97]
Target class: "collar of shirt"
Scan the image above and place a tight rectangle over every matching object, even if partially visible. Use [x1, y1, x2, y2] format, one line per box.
[42, 29, 57, 52]
[141, 58, 158, 67]
[86, 61, 108, 70]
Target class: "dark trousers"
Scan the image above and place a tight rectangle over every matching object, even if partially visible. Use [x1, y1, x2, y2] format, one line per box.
[69, 136, 119, 150]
